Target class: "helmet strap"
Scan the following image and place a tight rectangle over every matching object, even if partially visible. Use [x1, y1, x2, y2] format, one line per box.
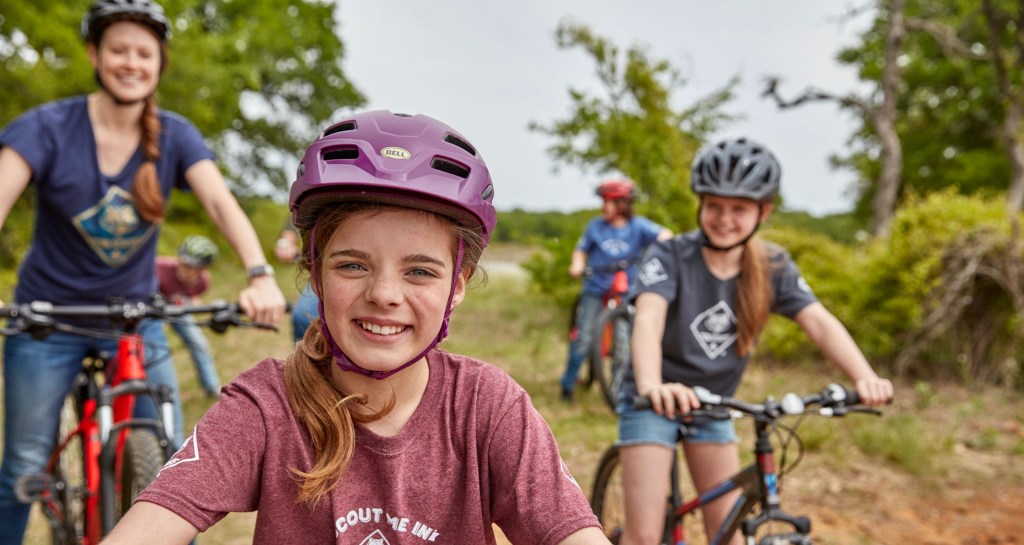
[309, 221, 464, 380]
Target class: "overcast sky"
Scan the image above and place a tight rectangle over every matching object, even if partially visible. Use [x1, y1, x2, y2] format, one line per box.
[333, 1, 874, 216]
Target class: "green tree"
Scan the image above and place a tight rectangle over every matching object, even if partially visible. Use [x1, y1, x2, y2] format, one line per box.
[530, 21, 737, 233]
[0, 0, 365, 193]
[827, 0, 1021, 220]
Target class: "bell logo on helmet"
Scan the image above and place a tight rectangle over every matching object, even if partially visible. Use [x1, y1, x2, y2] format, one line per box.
[380, 147, 411, 160]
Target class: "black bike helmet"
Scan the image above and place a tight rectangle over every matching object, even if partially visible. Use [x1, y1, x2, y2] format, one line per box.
[82, 0, 172, 43]
[691, 137, 781, 203]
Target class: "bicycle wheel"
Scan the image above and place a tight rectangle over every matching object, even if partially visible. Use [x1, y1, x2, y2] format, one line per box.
[590, 446, 626, 544]
[592, 444, 678, 545]
[118, 431, 165, 516]
[49, 392, 87, 545]
[590, 305, 631, 411]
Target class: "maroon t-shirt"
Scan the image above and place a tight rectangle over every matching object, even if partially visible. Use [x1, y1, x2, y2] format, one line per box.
[156, 256, 209, 304]
[137, 351, 599, 544]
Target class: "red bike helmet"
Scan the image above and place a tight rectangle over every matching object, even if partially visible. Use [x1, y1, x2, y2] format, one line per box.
[289, 110, 497, 380]
[596, 179, 635, 201]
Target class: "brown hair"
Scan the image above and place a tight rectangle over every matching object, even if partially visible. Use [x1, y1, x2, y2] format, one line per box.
[735, 236, 772, 356]
[283, 202, 486, 506]
[131, 95, 165, 222]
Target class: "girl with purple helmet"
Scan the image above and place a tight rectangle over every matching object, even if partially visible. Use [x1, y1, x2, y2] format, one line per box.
[104, 111, 610, 545]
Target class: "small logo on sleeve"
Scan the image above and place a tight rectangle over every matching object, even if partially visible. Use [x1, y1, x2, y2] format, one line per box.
[639, 257, 669, 286]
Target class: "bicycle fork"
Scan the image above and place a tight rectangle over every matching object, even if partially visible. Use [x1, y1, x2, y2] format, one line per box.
[739, 424, 810, 544]
[97, 333, 176, 533]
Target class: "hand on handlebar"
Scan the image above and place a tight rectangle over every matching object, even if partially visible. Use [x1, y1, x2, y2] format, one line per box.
[238, 276, 287, 325]
[640, 382, 702, 420]
[853, 376, 894, 407]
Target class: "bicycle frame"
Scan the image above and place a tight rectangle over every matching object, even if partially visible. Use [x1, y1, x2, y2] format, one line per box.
[38, 330, 175, 544]
[664, 418, 809, 545]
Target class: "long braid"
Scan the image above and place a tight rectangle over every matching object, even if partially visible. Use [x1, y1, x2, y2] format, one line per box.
[131, 95, 165, 222]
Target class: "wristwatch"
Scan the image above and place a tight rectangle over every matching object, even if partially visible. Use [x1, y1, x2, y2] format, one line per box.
[246, 263, 275, 280]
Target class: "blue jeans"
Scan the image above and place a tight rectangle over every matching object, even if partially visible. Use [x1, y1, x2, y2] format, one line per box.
[169, 314, 220, 396]
[561, 293, 604, 392]
[292, 284, 320, 343]
[0, 319, 184, 543]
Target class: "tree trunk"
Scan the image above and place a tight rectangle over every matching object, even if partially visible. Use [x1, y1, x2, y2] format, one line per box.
[982, 0, 1024, 213]
[871, 0, 906, 237]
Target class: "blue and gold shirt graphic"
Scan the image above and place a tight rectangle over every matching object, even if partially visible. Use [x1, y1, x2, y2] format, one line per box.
[72, 186, 157, 267]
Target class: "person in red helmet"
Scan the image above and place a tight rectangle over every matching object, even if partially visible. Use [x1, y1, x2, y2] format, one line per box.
[104, 111, 609, 545]
[560, 178, 672, 402]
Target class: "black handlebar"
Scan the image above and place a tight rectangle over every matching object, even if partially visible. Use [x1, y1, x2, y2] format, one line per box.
[633, 383, 882, 420]
[0, 299, 276, 337]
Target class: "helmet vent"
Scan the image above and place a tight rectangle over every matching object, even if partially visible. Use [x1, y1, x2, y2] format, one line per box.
[431, 157, 470, 178]
[323, 121, 357, 137]
[480, 184, 494, 202]
[443, 133, 477, 157]
[323, 146, 359, 161]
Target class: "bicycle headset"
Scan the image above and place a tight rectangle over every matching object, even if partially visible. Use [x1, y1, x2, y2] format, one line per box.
[82, 0, 172, 106]
[690, 137, 781, 252]
[178, 235, 219, 268]
[288, 110, 497, 379]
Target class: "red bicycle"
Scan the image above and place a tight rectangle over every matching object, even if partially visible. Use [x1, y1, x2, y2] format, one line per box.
[0, 299, 270, 544]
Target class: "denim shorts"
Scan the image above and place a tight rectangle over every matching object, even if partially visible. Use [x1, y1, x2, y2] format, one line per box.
[617, 400, 738, 449]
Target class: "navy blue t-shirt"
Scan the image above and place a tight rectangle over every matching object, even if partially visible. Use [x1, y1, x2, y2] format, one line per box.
[1, 96, 215, 306]
[575, 216, 666, 297]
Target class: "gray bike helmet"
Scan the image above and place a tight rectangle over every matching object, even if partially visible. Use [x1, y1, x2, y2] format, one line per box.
[178, 235, 218, 268]
[82, 0, 172, 43]
[691, 138, 781, 203]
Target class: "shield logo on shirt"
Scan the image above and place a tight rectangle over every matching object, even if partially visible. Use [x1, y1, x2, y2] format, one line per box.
[690, 300, 738, 359]
[72, 186, 157, 267]
[639, 257, 669, 286]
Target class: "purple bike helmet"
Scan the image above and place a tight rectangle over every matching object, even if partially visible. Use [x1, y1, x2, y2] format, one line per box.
[289, 110, 497, 379]
[289, 110, 496, 244]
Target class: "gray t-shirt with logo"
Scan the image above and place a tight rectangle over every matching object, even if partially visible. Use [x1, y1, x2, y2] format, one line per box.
[628, 230, 817, 397]
[137, 351, 598, 544]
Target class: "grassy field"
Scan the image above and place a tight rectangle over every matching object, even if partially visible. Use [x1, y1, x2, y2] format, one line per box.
[11, 243, 1024, 543]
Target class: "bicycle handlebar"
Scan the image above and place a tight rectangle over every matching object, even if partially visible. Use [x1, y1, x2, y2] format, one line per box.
[0, 299, 278, 337]
[582, 259, 636, 277]
[633, 383, 884, 421]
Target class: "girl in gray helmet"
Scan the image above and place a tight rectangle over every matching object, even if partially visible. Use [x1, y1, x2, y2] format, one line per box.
[616, 137, 893, 545]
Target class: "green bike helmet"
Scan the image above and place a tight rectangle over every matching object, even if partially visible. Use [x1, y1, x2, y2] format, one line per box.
[178, 235, 218, 267]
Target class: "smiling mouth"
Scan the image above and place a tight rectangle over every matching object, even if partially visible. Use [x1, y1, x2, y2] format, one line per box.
[357, 321, 407, 336]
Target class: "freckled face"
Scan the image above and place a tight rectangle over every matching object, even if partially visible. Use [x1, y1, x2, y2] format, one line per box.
[319, 208, 466, 373]
[88, 21, 162, 102]
[699, 194, 766, 248]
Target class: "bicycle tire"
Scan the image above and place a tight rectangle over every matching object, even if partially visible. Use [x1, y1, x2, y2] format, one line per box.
[46, 388, 88, 545]
[590, 305, 631, 411]
[118, 431, 165, 516]
[590, 445, 626, 544]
